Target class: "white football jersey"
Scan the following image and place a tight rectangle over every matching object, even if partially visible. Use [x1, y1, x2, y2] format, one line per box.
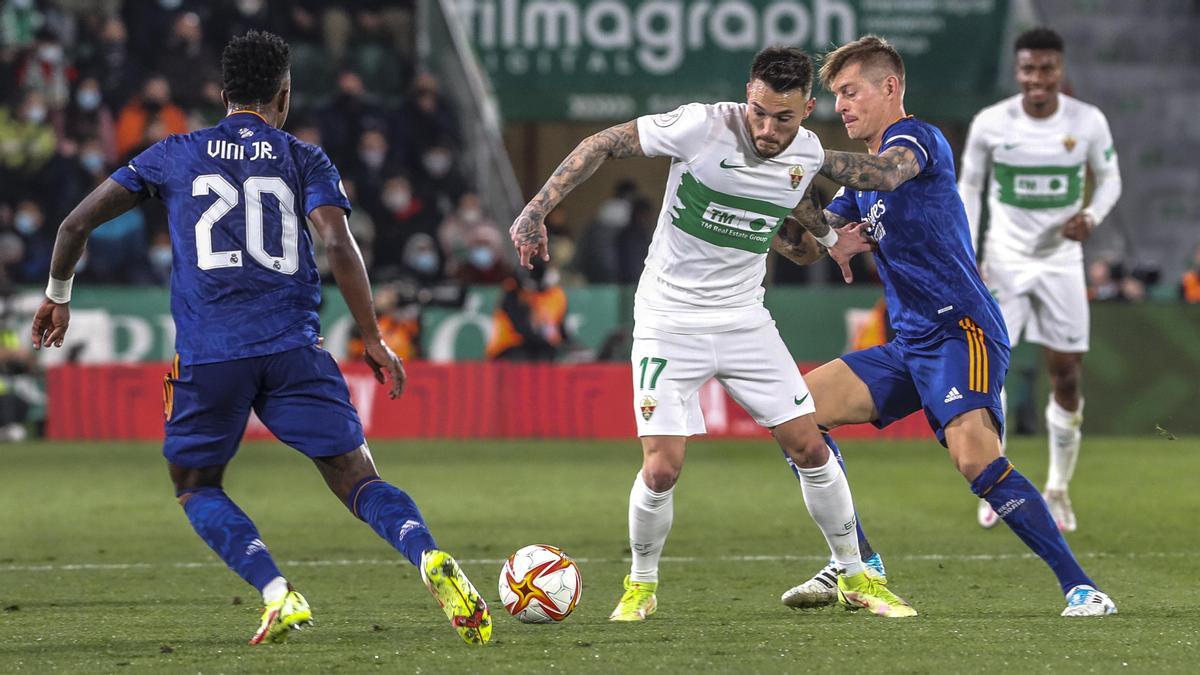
[634, 102, 823, 333]
[960, 93, 1119, 264]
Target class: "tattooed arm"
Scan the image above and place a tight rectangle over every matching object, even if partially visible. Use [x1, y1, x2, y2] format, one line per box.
[510, 120, 644, 269]
[32, 179, 146, 349]
[820, 146, 921, 192]
[771, 217, 826, 266]
[782, 183, 875, 283]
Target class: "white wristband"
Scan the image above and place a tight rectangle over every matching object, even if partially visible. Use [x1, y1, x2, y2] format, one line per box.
[816, 229, 839, 248]
[46, 275, 73, 304]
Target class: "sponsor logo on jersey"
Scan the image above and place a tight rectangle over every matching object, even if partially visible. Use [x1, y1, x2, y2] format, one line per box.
[1062, 135, 1077, 152]
[640, 395, 657, 421]
[944, 387, 963, 403]
[864, 199, 887, 241]
[789, 165, 804, 189]
[238, 127, 254, 139]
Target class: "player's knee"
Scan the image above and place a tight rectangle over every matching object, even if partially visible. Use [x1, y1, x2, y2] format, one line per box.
[783, 436, 830, 469]
[640, 460, 681, 492]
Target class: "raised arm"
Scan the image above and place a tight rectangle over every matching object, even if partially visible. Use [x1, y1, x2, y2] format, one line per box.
[820, 146, 921, 192]
[32, 178, 146, 349]
[510, 120, 644, 268]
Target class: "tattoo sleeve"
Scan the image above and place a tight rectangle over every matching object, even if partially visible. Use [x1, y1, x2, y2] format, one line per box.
[771, 217, 826, 266]
[514, 120, 644, 247]
[49, 178, 145, 280]
[820, 146, 921, 191]
[786, 184, 846, 240]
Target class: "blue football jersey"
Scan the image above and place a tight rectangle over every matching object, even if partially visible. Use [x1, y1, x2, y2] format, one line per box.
[827, 117, 1007, 345]
[111, 111, 351, 365]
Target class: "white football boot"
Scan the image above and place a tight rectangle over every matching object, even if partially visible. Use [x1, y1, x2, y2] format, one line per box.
[1061, 585, 1116, 617]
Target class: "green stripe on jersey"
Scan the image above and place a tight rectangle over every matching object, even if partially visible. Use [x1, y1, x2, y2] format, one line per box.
[671, 172, 792, 253]
[993, 162, 1083, 209]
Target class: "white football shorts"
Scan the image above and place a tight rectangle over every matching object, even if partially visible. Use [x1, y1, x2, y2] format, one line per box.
[985, 259, 1089, 353]
[630, 320, 815, 437]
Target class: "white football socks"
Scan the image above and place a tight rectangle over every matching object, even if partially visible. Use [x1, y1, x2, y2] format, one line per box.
[1045, 396, 1083, 492]
[262, 576, 288, 605]
[795, 451, 864, 576]
[628, 471, 673, 583]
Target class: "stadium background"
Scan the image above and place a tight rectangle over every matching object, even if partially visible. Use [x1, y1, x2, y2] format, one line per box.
[0, 0, 1196, 440]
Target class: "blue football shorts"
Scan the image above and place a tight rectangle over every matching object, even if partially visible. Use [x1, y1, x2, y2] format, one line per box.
[162, 344, 365, 468]
[840, 316, 1009, 445]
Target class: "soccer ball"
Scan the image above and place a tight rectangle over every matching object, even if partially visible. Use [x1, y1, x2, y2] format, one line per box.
[498, 544, 582, 623]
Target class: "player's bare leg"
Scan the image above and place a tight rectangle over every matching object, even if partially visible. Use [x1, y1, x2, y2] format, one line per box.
[611, 435, 685, 621]
[946, 409, 1114, 615]
[171, 463, 311, 644]
[1043, 349, 1084, 532]
[313, 444, 490, 644]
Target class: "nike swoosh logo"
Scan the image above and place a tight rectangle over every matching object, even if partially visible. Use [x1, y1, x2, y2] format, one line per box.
[794, 393, 810, 406]
[1002, 143, 1019, 150]
[720, 159, 746, 169]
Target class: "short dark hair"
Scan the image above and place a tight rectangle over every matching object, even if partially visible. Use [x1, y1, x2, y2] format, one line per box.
[819, 35, 905, 90]
[750, 46, 814, 95]
[1014, 27, 1064, 53]
[221, 30, 291, 105]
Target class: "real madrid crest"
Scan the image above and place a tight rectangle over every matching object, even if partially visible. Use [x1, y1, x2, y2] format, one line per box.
[640, 395, 657, 421]
[789, 165, 805, 190]
[1062, 135, 1077, 152]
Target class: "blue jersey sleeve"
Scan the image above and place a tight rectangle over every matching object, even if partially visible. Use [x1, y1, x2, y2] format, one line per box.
[825, 186, 861, 222]
[301, 145, 352, 216]
[880, 119, 935, 175]
[110, 140, 169, 197]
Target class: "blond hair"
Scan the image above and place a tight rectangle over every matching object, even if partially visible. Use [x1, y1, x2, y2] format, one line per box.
[818, 35, 905, 91]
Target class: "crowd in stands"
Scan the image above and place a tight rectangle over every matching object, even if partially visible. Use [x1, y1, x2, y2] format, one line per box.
[0, 0, 514, 295]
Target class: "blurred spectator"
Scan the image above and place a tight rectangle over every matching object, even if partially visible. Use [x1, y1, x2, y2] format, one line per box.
[542, 207, 579, 282]
[160, 12, 218, 110]
[115, 75, 188, 158]
[81, 206, 150, 283]
[12, 200, 54, 283]
[15, 27, 74, 111]
[63, 77, 117, 162]
[415, 141, 467, 217]
[438, 192, 495, 264]
[318, 70, 390, 168]
[325, 3, 415, 63]
[372, 174, 437, 278]
[575, 180, 639, 283]
[349, 128, 400, 201]
[1181, 244, 1200, 303]
[80, 17, 142, 108]
[147, 230, 173, 285]
[347, 284, 423, 362]
[486, 261, 568, 361]
[0, 300, 38, 441]
[398, 72, 459, 159]
[0, 0, 44, 53]
[448, 225, 507, 285]
[310, 178, 376, 279]
[397, 233, 444, 286]
[1087, 258, 1121, 301]
[0, 91, 56, 201]
[616, 197, 655, 283]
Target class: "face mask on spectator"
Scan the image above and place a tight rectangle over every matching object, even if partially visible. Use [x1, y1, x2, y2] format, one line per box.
[468, 246, 495, 269]
[78, 89, 102, 111]
[423, 151, 452, 178]
[15, 212, 38, 236]
[460, 208, 482, 224]
[81, 152, 106, 174]
[383, 188, 411, 212]
[150, 245, 173, 270]
[11, 0, 33, 10]
[38, 44, 63, 63]
[159, 0, 183, 9]
[360, 149, 386, 170]
[409, 251, 438, 275]
[237, 0, 264, 16]
[25, 105, 47, 125]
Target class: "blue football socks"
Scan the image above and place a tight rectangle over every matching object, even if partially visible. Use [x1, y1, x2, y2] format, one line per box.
[180, 487, 283, 593]
[349, 477, 437, 567]
[970, 457, 1094, 594]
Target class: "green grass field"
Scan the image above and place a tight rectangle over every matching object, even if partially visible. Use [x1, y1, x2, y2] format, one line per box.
[3, 435, 1197, 673]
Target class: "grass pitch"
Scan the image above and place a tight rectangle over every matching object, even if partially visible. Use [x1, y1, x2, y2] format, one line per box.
[2, 435, 1196, 672]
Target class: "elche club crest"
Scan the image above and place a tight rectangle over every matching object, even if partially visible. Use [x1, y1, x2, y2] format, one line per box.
[640, 395, 657, 421]
[789, 165, 805, 189]
[1062, 135, 1077, 152]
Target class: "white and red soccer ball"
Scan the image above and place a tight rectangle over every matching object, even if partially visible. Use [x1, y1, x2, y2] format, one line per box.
[498, 544, 582, 623]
